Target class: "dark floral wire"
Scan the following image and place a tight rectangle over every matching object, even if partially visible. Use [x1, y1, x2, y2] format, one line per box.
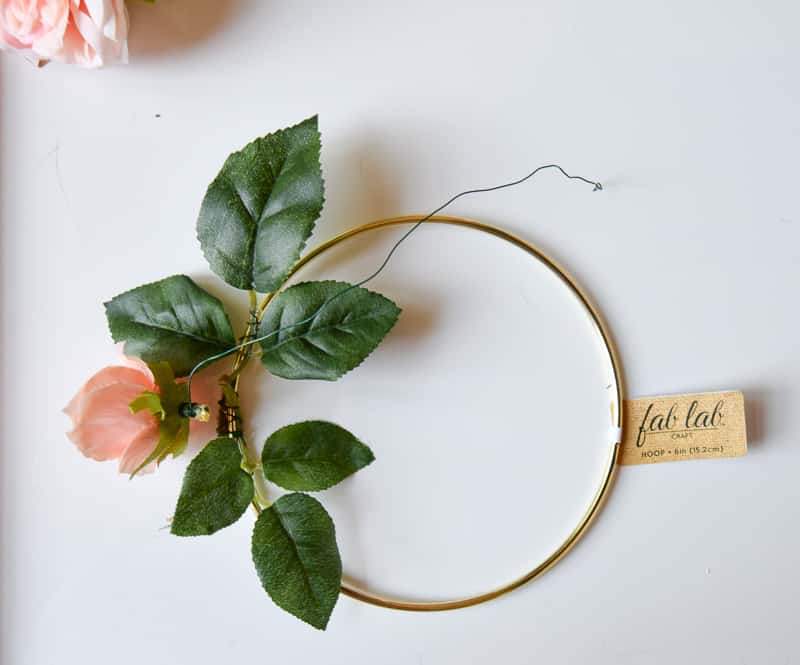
[181, 164, 602, 411]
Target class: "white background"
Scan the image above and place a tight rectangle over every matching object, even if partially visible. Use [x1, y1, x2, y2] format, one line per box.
[2, 1, 800, 663]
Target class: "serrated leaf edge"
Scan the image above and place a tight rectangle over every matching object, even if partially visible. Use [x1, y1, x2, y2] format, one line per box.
[261, 420, 376, 491]
[259, 280, 401, 381]
[171, 439, 254, 537]
[251, 494, 340, 630]
[103, 274, 236, 351]
[196, 116, 326, 293]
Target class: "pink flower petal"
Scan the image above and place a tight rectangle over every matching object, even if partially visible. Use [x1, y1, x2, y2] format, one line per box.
[64, 377, 157, 462]
[118, 352, 154, 383]
[0, 24, 28, 50]
[64, 370, 154, 424]
[118, 425, 160, 475]
[67, 418, 152, 461]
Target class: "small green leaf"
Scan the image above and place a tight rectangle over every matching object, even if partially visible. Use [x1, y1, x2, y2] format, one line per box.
[105, 274, 236, 376]
[197, 116, 324, 292]
[129, 391, 164, 419]
[251, 493, 341, 630]
[129, 362, 190, 477]
[171, 438, 254, 536]
[262, 421, 375, 491]
[259, 280, 400, 380]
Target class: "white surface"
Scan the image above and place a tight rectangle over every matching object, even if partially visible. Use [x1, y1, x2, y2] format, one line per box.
[268, 223, 617, 601]
[2, 1, 799, 663]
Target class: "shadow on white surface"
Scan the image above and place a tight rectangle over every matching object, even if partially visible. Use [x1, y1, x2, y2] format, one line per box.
[322, 130, 407, 237]
[743, 387, 768, 448]
[127, 0, 246, 57]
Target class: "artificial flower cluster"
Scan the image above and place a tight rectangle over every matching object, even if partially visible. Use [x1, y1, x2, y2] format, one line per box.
[0, 0, 129, 67]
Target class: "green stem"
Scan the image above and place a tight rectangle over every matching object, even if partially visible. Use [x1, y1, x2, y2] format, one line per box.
[222, 290, 268, 516]
[253, 480, 270, 509]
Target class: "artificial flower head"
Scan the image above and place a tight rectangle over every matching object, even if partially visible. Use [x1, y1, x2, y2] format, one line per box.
[0, 0, 129, 68]
[64, 352, 215, 474]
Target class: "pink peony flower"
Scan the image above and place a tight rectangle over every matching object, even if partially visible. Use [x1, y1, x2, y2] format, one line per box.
[64, 353, 216, 474]
[0, 0, 128, 68]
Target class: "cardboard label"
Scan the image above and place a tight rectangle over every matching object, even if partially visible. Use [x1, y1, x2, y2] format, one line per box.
[619, 391, 747, 465]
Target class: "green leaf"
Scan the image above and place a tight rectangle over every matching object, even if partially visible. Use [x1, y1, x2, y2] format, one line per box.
[129, 391, 164, 419]
[105, 274, 236, 377]
[197, 116, 324, 292]
[251, 493, 341, 630]
[259, 280, 400, 380]
[171, 438, 254, 536]
[262, 421, 375, 491]
[128, 362, 191, 477]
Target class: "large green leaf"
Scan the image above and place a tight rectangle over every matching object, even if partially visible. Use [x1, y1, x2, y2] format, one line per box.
[262, 421, 374, 491]
[197, 116, 324, 292]
[105, 275, 235, 377]
[171, 438, 254, 536]
[259, 280, 400, 380]
[251, 493, 341, 630]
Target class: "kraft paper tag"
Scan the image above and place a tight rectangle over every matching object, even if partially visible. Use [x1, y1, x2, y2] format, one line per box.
[619, 391, 747, 465]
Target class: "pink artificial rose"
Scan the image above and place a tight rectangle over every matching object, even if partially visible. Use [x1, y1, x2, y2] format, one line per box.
[0, 0, 128, 68]
[64, 353, 215, 474]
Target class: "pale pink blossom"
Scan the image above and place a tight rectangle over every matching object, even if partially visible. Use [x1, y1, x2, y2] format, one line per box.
[0, 0, 129, 68]
[64, 353, 216, 474]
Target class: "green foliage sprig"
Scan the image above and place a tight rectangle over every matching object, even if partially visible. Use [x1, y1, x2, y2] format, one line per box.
[104, 116, 399, 629]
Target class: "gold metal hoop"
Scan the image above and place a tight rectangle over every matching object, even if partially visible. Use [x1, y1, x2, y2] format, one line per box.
[285, 215, 624, 612]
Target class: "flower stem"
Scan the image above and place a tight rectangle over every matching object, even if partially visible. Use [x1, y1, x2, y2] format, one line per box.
[219, 290, 267, 515]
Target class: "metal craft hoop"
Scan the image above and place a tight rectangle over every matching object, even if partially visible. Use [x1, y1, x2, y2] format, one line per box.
[285, 215, 624, 612]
